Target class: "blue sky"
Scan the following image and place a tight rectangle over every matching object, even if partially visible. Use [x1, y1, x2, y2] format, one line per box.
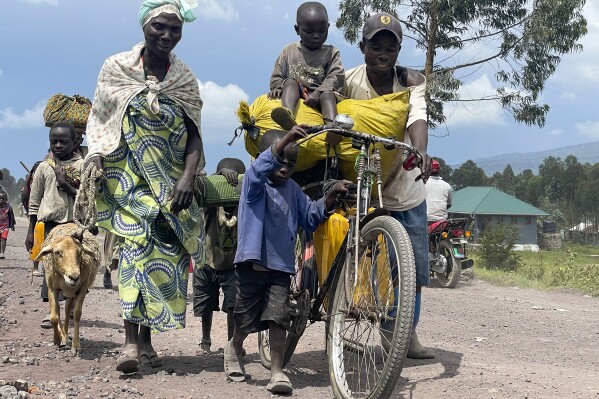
[1, 0, 598, 181]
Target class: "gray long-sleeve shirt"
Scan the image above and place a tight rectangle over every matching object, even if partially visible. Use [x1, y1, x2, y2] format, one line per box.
[269, 42, 345, 94]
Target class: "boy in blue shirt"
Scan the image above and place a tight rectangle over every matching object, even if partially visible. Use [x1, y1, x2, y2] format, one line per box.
[223, 126, 350, 394]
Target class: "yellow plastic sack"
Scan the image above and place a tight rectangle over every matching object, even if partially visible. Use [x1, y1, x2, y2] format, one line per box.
[313, 212, 349, 286]
[30, 221, 45, 261]
[241, 92, 410, 182]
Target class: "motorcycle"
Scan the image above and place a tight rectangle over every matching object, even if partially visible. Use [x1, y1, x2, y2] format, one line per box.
[428, 218, 474, 288]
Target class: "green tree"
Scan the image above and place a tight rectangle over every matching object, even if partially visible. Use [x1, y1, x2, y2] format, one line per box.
[336, 0, 587, 128]
[478, 224, 521, 271]
[562, 155, 585, 226]
[451, 160, 488, 189]
[0, 168, 24, 205]
[500, 164, 516, 195]
[539, 156, 565, 204]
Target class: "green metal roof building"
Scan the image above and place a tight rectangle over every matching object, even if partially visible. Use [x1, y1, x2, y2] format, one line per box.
[448, 187, 549, 245]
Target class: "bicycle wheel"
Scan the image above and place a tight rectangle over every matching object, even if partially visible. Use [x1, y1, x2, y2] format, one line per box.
[257, 330, 271, 370]
[327, 215, 416, 399]
[435, 241, 461, 288]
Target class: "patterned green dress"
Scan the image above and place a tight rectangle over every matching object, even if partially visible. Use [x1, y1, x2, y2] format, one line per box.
[96, 92, 204, 332]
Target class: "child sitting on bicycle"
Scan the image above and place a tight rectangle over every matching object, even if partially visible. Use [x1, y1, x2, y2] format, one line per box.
[268, 2, 345, 144]
[223, 126, 350, 394]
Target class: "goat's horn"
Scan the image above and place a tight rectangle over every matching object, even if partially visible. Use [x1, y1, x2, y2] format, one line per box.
[71, 229, 84, 242]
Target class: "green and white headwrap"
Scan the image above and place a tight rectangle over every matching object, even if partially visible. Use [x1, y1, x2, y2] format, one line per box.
[139, 0, 198, 27]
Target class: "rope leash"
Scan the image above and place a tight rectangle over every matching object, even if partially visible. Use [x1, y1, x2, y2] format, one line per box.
[74, 162, 103, 234]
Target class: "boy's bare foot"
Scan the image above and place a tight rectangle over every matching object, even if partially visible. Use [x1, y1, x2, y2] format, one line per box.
[267, 372, 292, 394]
[198, 339, 211, 355]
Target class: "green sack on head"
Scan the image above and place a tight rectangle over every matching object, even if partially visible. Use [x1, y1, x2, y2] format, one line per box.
[44, 94, 92, 130]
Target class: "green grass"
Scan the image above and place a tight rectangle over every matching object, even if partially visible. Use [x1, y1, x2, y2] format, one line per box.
[470, 243, 599, 297]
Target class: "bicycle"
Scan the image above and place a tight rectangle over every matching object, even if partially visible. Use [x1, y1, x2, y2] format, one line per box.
[257, 114, 423, 399]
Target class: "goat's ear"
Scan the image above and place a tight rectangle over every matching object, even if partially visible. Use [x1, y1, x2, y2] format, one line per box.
[34, 246, 53, 262]
[71, 229, 84, 243]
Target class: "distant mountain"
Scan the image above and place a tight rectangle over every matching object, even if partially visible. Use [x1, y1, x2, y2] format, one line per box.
[451, 141, 599, 175]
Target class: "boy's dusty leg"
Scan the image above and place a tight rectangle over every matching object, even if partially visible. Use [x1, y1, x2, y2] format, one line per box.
[281, 79, 301, 117]
[226, 309, 234, 341]
[320, 91, 338, 122]
[320, 92, 342, 146]
[0, 239, 6, 255]
[228, 327, 248, 356]
[268, 321, 287, 375]
[200, 312, 213, 352]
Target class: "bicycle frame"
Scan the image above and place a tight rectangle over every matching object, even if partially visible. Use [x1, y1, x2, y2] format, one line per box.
[299, 122, 423, 319]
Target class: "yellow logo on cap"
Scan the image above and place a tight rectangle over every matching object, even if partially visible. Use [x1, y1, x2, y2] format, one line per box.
[381, 15, 391, 25]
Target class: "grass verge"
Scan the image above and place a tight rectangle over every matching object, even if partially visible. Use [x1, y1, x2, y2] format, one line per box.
[470, 243, 599, 297]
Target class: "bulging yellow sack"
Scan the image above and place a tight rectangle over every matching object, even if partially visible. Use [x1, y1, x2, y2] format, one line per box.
[30, 221, 45, 261]
[240, 92, 410, 182]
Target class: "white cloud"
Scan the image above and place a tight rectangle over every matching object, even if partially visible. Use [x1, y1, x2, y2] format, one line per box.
[560, 91, 577, 100]
[19, 0, 58, 5]
[552, 0, 599, 87]
[575, 121, 599, 139]
[197, 80, 249, 144]
[197, 0, 238, 22]
[444, 74, 507, 128]
[0, 101, 46, 129]
[548, 128, 562, 136]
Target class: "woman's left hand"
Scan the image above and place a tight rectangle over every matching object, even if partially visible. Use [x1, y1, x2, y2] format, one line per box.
[169, 173, 195, 215]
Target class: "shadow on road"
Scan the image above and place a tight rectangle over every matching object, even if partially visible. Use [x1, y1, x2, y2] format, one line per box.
[79, 319, 123, 330]
[78, 339, 121, 361]
[398, 348, 464, 398]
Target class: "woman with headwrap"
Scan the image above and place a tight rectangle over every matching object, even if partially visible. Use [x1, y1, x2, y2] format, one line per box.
[86, 0, 204, 373]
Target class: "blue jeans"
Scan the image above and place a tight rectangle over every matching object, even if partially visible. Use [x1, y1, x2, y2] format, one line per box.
[390, 200, 429, 288]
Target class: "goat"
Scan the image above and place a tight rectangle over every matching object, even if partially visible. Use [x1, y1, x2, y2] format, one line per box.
[35, 222, 101, 354]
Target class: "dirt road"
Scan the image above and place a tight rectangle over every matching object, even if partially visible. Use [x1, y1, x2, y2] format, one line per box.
[1, 217, 598, 398]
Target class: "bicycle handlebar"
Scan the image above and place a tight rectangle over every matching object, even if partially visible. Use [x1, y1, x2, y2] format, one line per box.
[297, 124, 424, 173]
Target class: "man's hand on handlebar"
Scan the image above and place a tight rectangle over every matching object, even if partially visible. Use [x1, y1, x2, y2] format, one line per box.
[419, 152, 432, 183]
[325, 179, 353, 212]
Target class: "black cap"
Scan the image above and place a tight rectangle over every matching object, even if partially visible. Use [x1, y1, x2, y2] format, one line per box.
[362, 12, 402, 43]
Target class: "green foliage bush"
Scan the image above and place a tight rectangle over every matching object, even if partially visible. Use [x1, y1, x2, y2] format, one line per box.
[472, 244, 599, 297]
[477, 224, 522, 271]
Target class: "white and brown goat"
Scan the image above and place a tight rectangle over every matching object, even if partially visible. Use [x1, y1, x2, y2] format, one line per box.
[35, 222, 101, 354]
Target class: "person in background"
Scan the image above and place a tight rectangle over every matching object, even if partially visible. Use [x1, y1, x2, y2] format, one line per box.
[86, 0, 205, 374]
[0, 170, 6, 196]
[223, 127, 350, 394]
[193, 157, 245, 355]
[426, 159, 452, 223]
[21, 161, 43, 278]
[25, 121, 83, 328]
[0, 192, 16, 259]
[343, 12, 434, 359]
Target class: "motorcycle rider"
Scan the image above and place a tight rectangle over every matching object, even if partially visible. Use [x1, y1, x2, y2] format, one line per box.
[426, 159, 452, 223]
